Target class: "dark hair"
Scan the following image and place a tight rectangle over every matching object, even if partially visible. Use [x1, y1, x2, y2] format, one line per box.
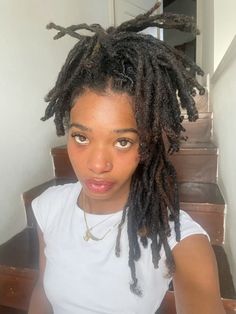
[42, 3, 204, 296]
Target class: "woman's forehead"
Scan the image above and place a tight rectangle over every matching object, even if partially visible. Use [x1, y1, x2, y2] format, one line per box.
[70, 89, 137, 128]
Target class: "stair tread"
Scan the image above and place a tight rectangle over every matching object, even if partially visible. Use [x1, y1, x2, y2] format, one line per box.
[180, 141, 216, 148]
[0, 228, 235, 300]
[51, 145, 67, 154]
[183, 112, 212, 120]
[0, 228, 37, 270]
[179, 182, 225, 206]
[0, 306, 26, 314]
[178, 141, 217, 153]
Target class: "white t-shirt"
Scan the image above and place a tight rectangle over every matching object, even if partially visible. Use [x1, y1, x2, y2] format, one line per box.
[32, 182, 208, 314]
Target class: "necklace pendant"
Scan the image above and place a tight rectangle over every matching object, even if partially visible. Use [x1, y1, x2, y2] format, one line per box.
[83, 231, 90, 241]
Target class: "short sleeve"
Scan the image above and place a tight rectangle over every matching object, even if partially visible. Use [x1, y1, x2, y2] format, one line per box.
[167, 210, 210, 251]
[31, 186, 57, 233]
[31, 182, 80, 234]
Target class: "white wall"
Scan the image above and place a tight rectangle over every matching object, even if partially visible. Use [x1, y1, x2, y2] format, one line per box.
[212, 36, 236, 286]
[214, 0, 236, 70]
[196, 0, 214, 79]
[197, 0, 236, 77]
[196, 0, 236, 285]
[0, 0, 111, 244]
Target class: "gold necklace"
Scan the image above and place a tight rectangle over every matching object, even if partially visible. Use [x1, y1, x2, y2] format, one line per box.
[80, 192, 120, 242]
[83, 211, 118, 241]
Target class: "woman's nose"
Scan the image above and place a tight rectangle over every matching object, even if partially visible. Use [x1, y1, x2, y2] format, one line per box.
[87, 148, 113, 174]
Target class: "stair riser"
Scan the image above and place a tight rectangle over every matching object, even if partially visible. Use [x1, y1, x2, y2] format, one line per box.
[0, 267, 37, 310]
[170, 153, 217, 183]
[182, 92, 209, 113]
[182, 118, 212, 142]
[180, 203, 224, 245]
[52, 153, 76, 179]
[52, 149, 217, 183]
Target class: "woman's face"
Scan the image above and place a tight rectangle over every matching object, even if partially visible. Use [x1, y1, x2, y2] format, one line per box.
[67, 89, 140, 208]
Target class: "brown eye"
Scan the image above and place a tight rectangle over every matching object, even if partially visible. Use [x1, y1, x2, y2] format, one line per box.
[115, 139, 133, 149]
[72, 134, 89, 145]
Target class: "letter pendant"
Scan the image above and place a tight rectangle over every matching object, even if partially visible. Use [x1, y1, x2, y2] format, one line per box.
[83, 230, 91, 241]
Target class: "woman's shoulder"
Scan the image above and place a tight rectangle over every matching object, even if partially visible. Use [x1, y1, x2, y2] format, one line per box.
[34, 181, 80, 202]
[167, 210, 209, 251]
[171, 228, 224, 313]
[31, 181, 81, 232]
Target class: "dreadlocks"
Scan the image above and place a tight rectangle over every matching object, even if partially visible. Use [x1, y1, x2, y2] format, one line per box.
[42, 2, 205, 296]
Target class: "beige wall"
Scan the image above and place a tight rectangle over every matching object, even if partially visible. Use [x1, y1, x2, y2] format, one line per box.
[212, 36, 236, 287]
[0, 0, 111, 244]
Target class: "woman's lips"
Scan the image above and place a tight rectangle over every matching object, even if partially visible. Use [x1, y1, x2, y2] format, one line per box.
[85, 179, 115, 193]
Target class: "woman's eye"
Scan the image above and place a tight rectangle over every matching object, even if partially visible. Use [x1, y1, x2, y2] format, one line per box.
[115, 139, 132, 149]
[72, 134, 89, 145]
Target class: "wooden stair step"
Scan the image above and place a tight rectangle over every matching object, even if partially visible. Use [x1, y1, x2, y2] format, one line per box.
[51, 146, 75, 179]
[0, 228, 38, 270]
[0, 265, 37, 311]
[178, 141, 217, 152]
[183, 111, 212, 120]
[181, 90, 209, 113]
[0, 229, 235, 311]
[213, 245, 236, 299]
[194, 90, 209, 112]
[170, 141, 217, 183]
[179, 182, 224, 205]
[182, 112, 212, 143]
[0, 306, 26, 314]
[0, 229, 38, 310]
[179, 182, 225, 244]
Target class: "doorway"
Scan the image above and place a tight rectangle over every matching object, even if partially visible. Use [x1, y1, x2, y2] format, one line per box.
[163, 0, 197, 62]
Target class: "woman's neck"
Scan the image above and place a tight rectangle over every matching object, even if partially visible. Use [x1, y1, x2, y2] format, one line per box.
[78, 190, 128, 215]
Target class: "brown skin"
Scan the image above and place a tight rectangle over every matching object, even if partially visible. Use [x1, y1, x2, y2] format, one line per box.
[29, 89, 225, 313]
[172, 235, 225, 313]
[28, 227, 53, 314]
[67, 89, 140, 214]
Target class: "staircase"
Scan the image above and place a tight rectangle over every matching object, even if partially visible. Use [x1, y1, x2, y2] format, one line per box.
[0, 92, 236, 313]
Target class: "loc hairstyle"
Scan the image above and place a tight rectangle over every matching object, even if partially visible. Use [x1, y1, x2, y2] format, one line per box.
[42, 2, 205, 296]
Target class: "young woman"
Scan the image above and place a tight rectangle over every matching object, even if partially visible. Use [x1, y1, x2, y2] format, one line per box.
[29, 4, 225, 314]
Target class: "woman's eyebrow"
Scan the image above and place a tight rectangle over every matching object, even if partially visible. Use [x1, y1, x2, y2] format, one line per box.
[69, 123, 138, 134]
[112, 128, 138, 134]
[69, 123, 92, 132]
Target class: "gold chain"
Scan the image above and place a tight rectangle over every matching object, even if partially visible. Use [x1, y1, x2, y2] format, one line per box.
[80, 191, 120, 241]
[83, 211, 117, 241]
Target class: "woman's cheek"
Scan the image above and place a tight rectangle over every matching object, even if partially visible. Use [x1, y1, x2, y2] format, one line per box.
[67, 141, 75, 160]
[67, 142, 82, 165]
[135, 153, 140, 163]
